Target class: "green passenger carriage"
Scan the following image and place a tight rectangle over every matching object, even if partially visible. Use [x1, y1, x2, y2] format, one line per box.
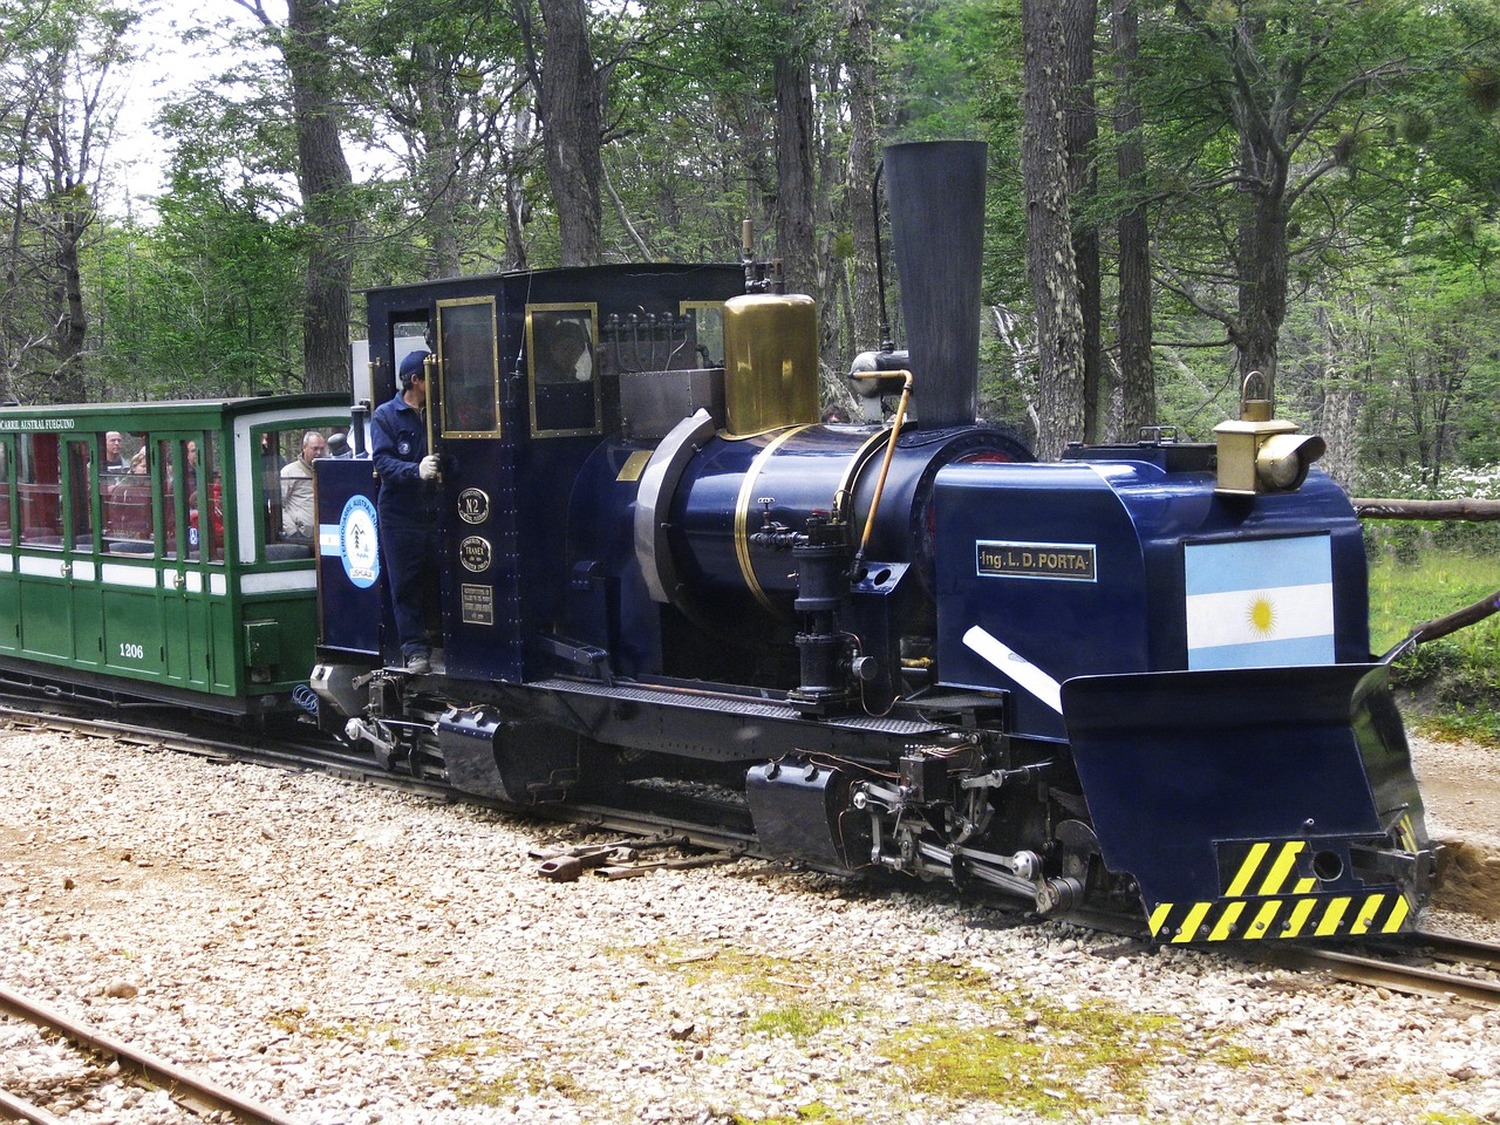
[0, 395, 349, 714]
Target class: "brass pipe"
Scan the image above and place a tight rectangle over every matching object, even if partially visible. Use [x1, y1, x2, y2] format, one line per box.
[423, 352, 440, 482]
[369, 358, 382, 479]
[848, 370, 913, 575]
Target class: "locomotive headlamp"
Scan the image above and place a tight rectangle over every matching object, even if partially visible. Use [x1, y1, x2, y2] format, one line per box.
[1256, 431, 1327, 491]
[1213, 372, 1326, 495]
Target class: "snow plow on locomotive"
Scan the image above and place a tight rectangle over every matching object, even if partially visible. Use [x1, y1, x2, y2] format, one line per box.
[310, 141, 1437, 943]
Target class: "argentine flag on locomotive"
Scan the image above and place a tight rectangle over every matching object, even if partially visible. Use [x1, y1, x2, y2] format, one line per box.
[1184, 534, 1335, 669]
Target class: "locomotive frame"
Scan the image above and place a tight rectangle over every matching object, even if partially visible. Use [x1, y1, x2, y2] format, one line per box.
[308, 143, 1438, 944]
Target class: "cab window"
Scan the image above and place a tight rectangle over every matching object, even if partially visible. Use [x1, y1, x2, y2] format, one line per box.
[527, 303, 599, 436]
[437, 298, 500, 437]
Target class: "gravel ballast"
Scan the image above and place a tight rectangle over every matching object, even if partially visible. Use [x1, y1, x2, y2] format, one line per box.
[2, 726, 1499, 1124]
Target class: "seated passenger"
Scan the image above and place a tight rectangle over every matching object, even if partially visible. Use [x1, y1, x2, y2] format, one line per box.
[280, 431, 327, 542]
[103, 431, 126, 473]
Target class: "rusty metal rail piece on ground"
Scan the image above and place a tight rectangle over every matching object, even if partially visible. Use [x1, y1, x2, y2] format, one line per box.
[0, 984, 296, 1125]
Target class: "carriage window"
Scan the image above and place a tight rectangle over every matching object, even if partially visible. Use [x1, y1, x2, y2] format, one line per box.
[103, 434, 154, 554]
[437, 298, 499, 437]
[19, 433, 62, 548]
[157, 436, 211, 561]
[65, 438, 96, 552]
[527, 304, 600, 437]
[196, 433, 224, 563]
[0, 441, 12, 546]
[257, 426, 327, 561]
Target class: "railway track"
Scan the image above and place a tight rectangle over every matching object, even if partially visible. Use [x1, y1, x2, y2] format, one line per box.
[1268, 930, 1500, 1007]
[5, 700, 1500, 1009]
[0, 983, 294, 1125]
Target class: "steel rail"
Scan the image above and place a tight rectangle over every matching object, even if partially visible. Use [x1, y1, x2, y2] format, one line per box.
[0, 984, 296, 1125]
[1264, 931, 1500, 1007]
[0, 1086, 65, 1125]
[1409, 929, 1500, 973]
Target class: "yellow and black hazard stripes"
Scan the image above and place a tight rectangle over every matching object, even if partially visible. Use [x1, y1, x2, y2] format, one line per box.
[1222, 840, 1318, 898]
[1145, 835, 1418, 943]
[1391, 812, 1419, 856]
[1148, 890, 1412, 943]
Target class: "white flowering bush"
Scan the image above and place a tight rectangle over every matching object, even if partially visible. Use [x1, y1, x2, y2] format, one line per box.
[1358, 463, 1500, 561]
[1356, 463, 1500, 500]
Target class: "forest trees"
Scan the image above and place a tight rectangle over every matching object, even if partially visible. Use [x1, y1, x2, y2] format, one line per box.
[3, 0, 1498, 496]
[0, 0, 134, 403]
[233, 0, 355, 394]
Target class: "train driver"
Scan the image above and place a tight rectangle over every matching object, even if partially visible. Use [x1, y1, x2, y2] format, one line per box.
[372, 350, 442, 675]
[280, 430, 327, 542]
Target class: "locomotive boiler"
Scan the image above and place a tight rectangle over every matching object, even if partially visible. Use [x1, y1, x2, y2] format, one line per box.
[311, 142, 1436, 943]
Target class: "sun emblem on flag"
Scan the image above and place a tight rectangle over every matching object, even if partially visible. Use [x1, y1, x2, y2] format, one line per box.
[1247, 594, 1277, 636]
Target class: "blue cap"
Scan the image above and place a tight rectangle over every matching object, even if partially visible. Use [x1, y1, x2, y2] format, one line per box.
[398, 350, 430, 382]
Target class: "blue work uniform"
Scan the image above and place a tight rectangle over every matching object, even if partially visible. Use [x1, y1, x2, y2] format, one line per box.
[371, 394, 440, 660]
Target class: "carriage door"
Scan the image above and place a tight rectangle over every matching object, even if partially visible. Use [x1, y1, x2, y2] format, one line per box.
[159, 432, 215, 689]
[433, 297, 504, 676]
[0, 435, 16, 655]
[63, 436, 104, 669]
[14, 432, 73, 660]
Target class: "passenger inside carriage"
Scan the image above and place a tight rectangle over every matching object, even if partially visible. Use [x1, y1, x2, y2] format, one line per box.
[104, 446, 153, 548]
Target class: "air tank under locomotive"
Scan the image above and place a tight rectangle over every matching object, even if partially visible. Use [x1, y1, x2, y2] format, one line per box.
[312, 141, 1438, 944]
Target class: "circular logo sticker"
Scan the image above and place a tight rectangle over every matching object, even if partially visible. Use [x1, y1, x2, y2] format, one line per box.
[339, 495, 380, 588]
[459, 535, 492, 573]
[457, 487, 490, 525]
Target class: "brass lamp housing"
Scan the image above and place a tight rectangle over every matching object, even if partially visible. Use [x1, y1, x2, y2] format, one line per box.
[1213, 373, 1326, 495]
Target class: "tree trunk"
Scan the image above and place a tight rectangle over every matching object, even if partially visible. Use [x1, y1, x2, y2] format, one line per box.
[1221, 14, 1296, 395]
[1112, 0, 1154, 437]
[843, 0, 881, 351]
[414, 41, 462, 278]
[50, 200, 89, 402]
[1233, 152, 1289, 391]
[774, 0, 817, 300]
[1021, 0, 1086, 460]
[1061, 0, 1100, 442]
[535, 0, 603, 267]
[284, 0, 355, 394]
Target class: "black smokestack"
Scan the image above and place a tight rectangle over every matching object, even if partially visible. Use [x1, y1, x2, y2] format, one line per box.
[882, 141, 987, 430]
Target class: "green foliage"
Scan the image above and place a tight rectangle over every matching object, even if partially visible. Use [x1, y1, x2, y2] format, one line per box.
[1368, 546, 1500, 746]
[89, 185, 304, 398]
[0, 0, 139, 402]
[3, 0, 1495, 496]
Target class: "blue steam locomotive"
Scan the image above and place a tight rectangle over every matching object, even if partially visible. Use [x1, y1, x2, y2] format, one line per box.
[310, 142, 1435, 943]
